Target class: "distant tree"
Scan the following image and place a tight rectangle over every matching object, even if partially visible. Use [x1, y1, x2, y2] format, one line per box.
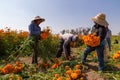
[60, 27, 91, 35]
[66, 29, 69, 33]
[61, 29, 65, 34]
[82, 28, 91, 35]
[70, 29, 75, 34]
[78, 27, 82, 34]
[75, 28, 78, 34]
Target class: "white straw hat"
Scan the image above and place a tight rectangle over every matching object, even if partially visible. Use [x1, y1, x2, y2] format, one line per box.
[32, 16, 45, 22]
[92, 13, 109, 27]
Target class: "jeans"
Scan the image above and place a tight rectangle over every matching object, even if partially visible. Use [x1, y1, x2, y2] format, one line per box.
[56, 39, 70, 58]
[28, 35, 39, 64]
[82, 45, 105, 71]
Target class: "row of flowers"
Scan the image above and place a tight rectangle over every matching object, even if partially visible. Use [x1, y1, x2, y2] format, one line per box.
[112, 51, 120, 59]
[53, 65, 86, 80]
[0, 27, 50, 41]
[0, 62, 23, 74]
[50, 58, 86, 80]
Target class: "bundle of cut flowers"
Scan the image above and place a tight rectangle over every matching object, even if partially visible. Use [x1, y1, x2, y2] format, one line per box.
[40, 27, 50, 40]
[82, 34, 100, 47]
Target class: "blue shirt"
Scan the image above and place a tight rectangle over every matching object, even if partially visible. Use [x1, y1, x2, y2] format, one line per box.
[28, 23, 41, 36]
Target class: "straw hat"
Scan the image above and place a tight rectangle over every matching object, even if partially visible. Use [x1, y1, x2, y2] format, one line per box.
[92, 13, 109, 27]
[32, 16, 45, 22]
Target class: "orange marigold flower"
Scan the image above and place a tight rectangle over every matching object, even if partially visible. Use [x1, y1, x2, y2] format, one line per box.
[55, 74, 60, 78]
[51, 64, 58, 68]
[40, 27, 50, 40]
[66, 77, 71, 80]
[58, 61, 63, 66]
[17, 75, 22, 80]
[65, 65, 70, 70]
[75, 64, 81, 69]
[112, 51, 120, 59]
[80, 77, 84, 80]
[57, 77, 62, 80]
[74, 69, 81, 75]
[93, 52, 97, 58]
[71, 73, 78, 79]
[83, 34, 100, 47]
[44, 63, 49, 68]
[66, 70, 72, 75]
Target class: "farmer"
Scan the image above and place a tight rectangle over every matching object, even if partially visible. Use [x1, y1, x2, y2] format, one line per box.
[81, 13, 108, 72]
[55, 33, 78, 60]
[105, 26, 112, 51]
[28, 16, 45, 64]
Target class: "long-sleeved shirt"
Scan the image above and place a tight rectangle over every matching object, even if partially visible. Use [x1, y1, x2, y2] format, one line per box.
[60, 33, 78, 54]
[28, 23, 41, 36]
[60, 33, 73, 41]
[106, 29, 112, 38]
[91, 24, 107, 42]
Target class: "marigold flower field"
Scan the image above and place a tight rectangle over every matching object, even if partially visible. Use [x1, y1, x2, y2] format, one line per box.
[0, 27, 120, 80]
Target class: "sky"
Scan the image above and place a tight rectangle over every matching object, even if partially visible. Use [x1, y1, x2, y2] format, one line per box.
[0, 0, 120, 35]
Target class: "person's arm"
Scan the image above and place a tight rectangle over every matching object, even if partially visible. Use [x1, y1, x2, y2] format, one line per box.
[63, 37, 71, 55]
[98, 27, 107, 42]
[98, 27, 104, 42]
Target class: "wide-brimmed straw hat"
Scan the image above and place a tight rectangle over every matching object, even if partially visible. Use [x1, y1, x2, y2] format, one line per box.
[92, 13, 109, 27]
[32, 16, 45, 22]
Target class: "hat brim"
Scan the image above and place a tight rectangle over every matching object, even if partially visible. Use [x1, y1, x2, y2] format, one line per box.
[92, 17, 108, 27]
[32, 18, 45, 22]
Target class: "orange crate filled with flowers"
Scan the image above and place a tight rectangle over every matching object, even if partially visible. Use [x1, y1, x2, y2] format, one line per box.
[83, 34, 100, 47]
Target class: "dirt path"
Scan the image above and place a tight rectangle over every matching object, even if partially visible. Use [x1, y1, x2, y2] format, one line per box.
[19, 57, 106, 80]
[19, 57, 32, 64]
[85, 70, 105, 80]
[84, 62, 105, 80]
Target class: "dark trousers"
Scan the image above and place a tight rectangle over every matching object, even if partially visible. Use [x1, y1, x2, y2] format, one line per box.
[29, 35, 39, 64]
[82, 45, 104, 71]
[32, 40, 39, 64]
[56, 39, 70, 58]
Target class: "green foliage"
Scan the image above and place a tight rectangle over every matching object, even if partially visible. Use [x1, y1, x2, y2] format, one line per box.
[1, 28, 120, 80]
[0, 28, 28, 58]
[0, 28, 59, 62]
[37, 34, 59, 62]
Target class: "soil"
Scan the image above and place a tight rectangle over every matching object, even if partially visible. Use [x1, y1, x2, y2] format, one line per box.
[19, 57, 106, 80]
[84, 62, 105, 80]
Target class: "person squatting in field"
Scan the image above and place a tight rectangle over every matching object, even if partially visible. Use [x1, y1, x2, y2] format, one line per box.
[81, 13, 108, 72]
[55, 33, 78, 60]
[28, 16, 45, 64]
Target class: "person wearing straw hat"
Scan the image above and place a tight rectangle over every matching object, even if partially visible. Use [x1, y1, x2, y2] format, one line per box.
[28, 16, 45, 64]
[81, 13, 108, 72]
